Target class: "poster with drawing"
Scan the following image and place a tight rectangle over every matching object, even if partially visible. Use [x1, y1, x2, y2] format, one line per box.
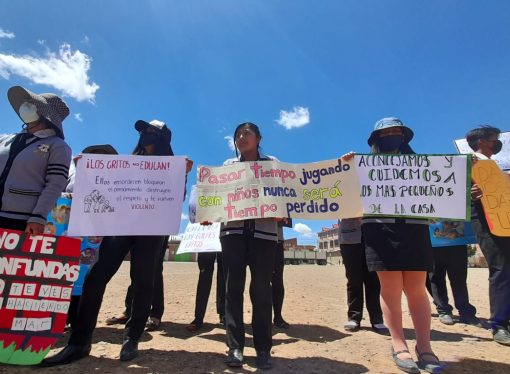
[68, 154, 186, 236]
[429, 221, 477, 247]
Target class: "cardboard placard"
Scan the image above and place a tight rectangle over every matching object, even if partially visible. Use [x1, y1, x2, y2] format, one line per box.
[472, 160, 510, 236]
[196, 158, 363, 222]
[0, 229, 80, 365]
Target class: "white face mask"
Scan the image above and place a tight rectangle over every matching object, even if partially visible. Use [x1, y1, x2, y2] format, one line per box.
[19, 102, 39, 124]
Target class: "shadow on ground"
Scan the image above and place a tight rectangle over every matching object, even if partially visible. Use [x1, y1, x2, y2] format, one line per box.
[0, 349, 369, 374]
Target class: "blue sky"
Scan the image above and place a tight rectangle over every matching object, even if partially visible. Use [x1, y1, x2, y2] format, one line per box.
[1, 1, 509, 244]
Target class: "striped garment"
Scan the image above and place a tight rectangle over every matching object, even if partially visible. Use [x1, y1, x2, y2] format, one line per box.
[0, 133, 71, 225]
[220, 154, 279, 242]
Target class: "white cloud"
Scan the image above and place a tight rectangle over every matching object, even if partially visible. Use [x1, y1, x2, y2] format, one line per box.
[74, 113, 83, 122]
[293, 223, 316, 238]
[37, 39, 46, 46]
[224, 135, 235, 151]
[0, 29, 15, 39]
[276, 106, 310, 130]
[0, 43, 99, 102]
[82, 36, 90, 45]
[181, 212, 189, 220]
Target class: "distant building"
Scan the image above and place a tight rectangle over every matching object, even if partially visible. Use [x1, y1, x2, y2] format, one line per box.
[317, 224, 340, 252]
[165, 235, 197, 262]
[283, 237, 315, 251]
[317, 223, 341, 264]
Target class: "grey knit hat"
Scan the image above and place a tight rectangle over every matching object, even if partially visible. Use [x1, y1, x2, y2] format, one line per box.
[7, 85, 70, 137]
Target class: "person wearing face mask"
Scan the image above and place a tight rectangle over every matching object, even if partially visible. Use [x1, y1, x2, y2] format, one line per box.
[42, 120, 193, 366]
[467, 125, 510, 346]
[342, 118, 442, 374]
[0, 86, 71, 234]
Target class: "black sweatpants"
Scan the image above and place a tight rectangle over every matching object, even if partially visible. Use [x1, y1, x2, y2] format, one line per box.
[472, 216, 510, 329]
[427, 245, 477, 318]
[340, 243, 383, 325]
[192, 252, 225, 324]
[272, 241, 285, 322]
[0, 217, 27, 231]
[221, 235, 276, 352]
[124, 237, 168, 320]
[68, 235, 165, 345]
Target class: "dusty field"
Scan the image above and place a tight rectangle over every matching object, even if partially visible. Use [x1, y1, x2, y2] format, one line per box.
[1, 262, 508, 374]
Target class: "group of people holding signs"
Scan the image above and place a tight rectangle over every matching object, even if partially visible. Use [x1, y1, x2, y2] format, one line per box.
[0, 85, 509, 373]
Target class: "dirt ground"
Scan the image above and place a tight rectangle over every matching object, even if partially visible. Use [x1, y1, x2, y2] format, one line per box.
[1, 262, 508, 374]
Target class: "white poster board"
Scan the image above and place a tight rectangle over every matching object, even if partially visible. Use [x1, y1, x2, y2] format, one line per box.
[355, 154, 469, 220]
[176, 222, 221, 254]
[68, 154, 186, 236]
[454, 131, 510, 170]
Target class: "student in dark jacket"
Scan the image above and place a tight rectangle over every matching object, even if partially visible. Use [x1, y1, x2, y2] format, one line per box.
[0, 86, 71, 234]
[217, 122, 279, 370]
[467, 125, 510, 346]
[42, 120, 192, 366]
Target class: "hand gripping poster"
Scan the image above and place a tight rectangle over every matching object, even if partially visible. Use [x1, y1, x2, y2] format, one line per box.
[0, 229, 80, 365]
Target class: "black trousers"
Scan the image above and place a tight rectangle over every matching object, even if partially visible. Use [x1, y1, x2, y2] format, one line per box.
[69, 235, 165, 345]
[340, 243, 383, 324]
[0, 216, 27, 231]
[124, 237, 168, 320]
[221, 235, 276, 352]
[427, 245, 476, 317]
[272, 241, 285, 322]
[193, 252, 225, 323]
[472, 217, 510, 329]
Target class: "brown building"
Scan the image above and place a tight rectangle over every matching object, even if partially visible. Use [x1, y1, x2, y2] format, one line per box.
[283, 237, 315, 251]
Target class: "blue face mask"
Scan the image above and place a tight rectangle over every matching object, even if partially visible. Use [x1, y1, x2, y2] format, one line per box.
[377, 135, 403, 152]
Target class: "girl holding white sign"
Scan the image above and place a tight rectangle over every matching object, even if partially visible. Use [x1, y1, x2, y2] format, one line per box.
[219, 122, 278, 370]
[42, 120, 193, 366]
[344, 117, 442, 374]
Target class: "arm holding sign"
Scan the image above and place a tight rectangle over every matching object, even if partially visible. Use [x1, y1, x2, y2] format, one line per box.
[29, 141, 72, 229]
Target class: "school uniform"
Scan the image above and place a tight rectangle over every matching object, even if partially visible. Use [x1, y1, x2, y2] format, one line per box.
[340, 218, 383, 325]
[471, 153, 510, 330]
[221, 154, 278, 353]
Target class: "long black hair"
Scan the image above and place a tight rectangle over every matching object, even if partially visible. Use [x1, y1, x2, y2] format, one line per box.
[233, 122, 262, 159]
[132, 125, 174, 156]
